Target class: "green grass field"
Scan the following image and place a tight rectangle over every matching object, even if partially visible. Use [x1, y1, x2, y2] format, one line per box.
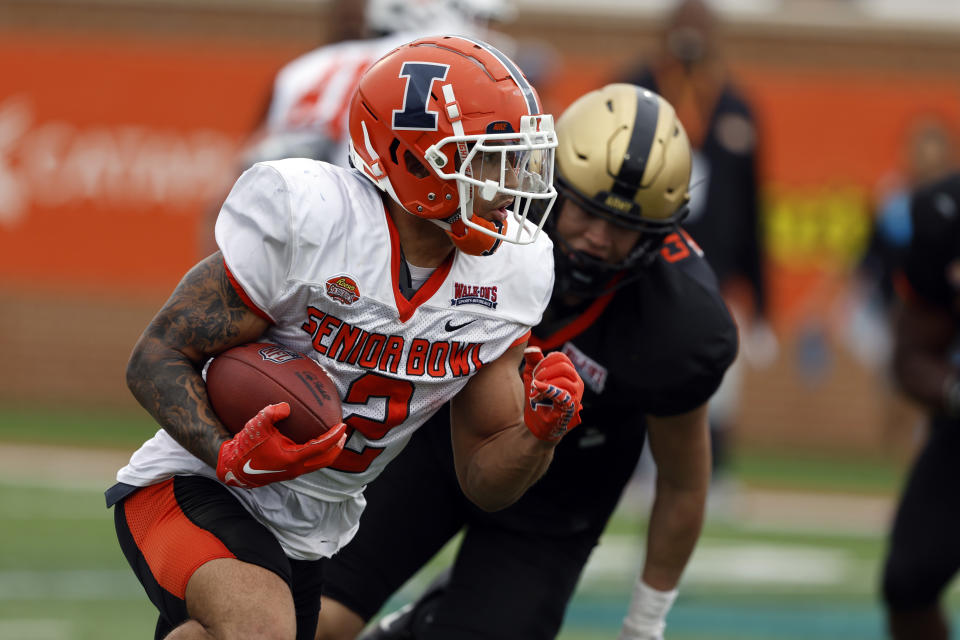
[0, 408, 953, 640]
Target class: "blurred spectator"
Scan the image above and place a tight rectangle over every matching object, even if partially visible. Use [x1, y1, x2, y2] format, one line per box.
[619, 0, 775, 482]
[881, 170, 960, 640]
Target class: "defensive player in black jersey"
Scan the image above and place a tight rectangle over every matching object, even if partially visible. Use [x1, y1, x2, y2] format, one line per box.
[314, 84, 738, 640]
[882, 172, 960, 640]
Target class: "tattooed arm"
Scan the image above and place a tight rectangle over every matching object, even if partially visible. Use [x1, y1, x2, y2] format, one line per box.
[126, 252, 270, 467]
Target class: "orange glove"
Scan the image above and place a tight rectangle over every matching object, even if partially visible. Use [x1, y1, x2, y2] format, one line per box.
[216, 402, 347, 488]
[521, 347, 584, 442]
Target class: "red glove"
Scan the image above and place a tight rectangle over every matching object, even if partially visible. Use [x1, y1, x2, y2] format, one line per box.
[522, 347, 584, 442]
[216, 402, 347, 488]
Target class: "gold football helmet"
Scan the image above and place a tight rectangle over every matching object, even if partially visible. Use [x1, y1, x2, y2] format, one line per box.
[555, 83, 691, 229]
[551, 84, 693, 295]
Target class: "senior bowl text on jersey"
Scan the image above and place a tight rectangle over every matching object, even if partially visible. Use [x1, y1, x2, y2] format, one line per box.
[301, 306, 484, 378]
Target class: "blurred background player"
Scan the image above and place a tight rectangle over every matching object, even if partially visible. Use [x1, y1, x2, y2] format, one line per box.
[861, 119, 956, 317]
[847, 118, 956, 450]
[109, 36, 578, 640]
[850, 118, 956, 364]
[619, 0, 774, 485]
[881, 170, 960, 640]
[246, 0, 515, 168]
[197, 0, 516, 256]
[312, 85, 737, 640]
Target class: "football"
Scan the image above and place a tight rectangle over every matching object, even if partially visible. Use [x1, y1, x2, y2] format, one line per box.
[205, 342, 342, 444]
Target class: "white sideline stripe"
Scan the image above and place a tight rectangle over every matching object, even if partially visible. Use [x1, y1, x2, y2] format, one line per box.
[0, 570, 143, 600]
[0, 475, 109, 493]
[1, 504, 108, 520]
[0, 443, 129, 490]
[0, 620, 71, 640]
[685, 543, 852, 585]
[582, 536, 855, 587]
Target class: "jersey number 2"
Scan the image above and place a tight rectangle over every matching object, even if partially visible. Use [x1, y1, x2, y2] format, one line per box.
[329, 372, 414, 473]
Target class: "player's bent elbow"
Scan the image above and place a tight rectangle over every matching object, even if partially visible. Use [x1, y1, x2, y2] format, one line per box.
[458, 478, 527, 512]
[125, 343, 149, 395]
[454, 476, 502, 512]
[464, 491, 519, 513]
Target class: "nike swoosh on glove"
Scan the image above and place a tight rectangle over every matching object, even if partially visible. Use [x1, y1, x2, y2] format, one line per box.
[216, 402, 347, 488]
[521, 347, 584, 442]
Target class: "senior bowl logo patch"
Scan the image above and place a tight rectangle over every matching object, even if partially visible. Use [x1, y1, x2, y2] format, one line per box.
[451, 282, 498, 309]
[258, 345, 303, 364]
[326, 275, 361, 306]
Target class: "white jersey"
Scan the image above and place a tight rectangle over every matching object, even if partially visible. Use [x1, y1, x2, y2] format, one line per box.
[116, 158, 554, 560]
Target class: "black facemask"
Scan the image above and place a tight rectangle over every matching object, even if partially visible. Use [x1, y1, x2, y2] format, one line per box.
[551, 229, 670, 299]
[545, 191, 689, 299]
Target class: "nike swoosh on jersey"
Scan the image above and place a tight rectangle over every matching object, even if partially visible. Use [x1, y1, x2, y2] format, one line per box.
[444, 319, 477, 331]
[242, 460, 286, 475]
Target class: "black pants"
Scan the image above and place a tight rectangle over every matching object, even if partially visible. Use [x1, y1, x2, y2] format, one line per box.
[324, 410, 644, 640]
[882, 419, 960, 611]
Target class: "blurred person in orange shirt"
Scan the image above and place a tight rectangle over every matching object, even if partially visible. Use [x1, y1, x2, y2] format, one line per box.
[620, 0, 775, 488]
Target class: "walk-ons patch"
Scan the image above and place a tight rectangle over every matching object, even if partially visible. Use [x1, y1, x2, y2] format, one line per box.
[450, 282, 498, 309]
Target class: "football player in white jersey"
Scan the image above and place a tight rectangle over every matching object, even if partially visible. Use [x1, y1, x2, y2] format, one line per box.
[108, 36, 583, 640]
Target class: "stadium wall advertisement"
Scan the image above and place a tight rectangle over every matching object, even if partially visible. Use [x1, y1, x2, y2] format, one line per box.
[2, 14, 957, 453]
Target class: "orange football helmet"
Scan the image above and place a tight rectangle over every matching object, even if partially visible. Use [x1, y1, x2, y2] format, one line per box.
[348, 35, 557, 255]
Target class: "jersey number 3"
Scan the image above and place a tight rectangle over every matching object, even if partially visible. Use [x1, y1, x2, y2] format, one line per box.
[660, 229, 704, 263]
[329, 372, 414, 473]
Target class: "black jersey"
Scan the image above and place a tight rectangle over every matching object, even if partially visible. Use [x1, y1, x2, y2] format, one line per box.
[484, 230, 738, 534]
[882, 173, 960, 617]
[322, 231, 739, 629]
[904, 173, 960, 434]
[534, 231, 737, 417]
[903, 173, 960, 311]
[372, 231, 736, 535]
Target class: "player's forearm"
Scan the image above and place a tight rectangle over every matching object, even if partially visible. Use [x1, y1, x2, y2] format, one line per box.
[127, 337, 229, 467]
[125, 254, 258, 467]
[641, 481, 708, 590]
[458, 425, 555, 512]
[893, 347, 955, 412]
[892, 304, 956, 413]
